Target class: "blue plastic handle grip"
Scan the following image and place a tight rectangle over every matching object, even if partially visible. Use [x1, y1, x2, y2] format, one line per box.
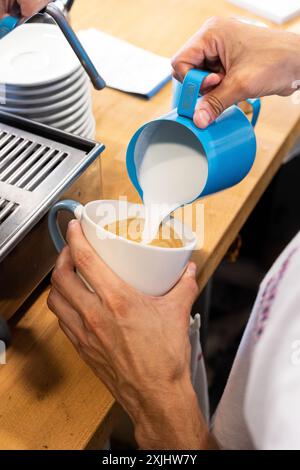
[177, 69, 261, 128]
[245, 98, 261, 127]
[177, 69, 210, 119]
[0, 16, 19, 39]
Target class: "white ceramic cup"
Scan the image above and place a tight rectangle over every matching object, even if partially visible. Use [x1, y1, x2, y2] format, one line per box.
[48, 199, 197, 296]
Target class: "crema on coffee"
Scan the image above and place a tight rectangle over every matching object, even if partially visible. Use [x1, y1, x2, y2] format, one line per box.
[103, 217, 184, 249]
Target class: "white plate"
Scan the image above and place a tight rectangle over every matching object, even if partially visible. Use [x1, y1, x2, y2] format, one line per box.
[72, 114, 94, 135]
[3, 67, 84, 97]
[85, 126, 96, 141]
[64, 109, 94, 134]
[84, 120, 96, 140]
[49, 99, 92, 129]
[1, 85, 90, 115]
[1, 69, 87, 100]
[3, 66, 83, 94]
[4, 73, 89, 107]
[0, 24, 80, 86]
[74, 116, 95, 138]
[31, 92, 91, 123]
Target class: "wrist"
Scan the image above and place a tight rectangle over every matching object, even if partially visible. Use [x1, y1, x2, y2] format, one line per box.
[126, 376, 214, 450]
[286, 32, 300, 83]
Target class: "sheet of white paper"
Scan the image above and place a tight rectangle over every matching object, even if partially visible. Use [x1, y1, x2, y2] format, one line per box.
[77, 29, 172, 97]
[229, 0, 300, 24]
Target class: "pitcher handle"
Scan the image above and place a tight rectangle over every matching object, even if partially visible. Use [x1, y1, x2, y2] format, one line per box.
[177, 69, 210, 119]
[178, 69, 261, 128]
[0, 16, 19, 39]
[245, 98, 261, 127]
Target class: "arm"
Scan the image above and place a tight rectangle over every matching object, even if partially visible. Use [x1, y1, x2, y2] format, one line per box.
[172, 17, 300, 128]
[47, 220, 218, 450]
[134, 381, 218, 449]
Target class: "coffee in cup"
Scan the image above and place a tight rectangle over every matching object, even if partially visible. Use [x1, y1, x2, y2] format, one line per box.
[103, 217, 184, 249]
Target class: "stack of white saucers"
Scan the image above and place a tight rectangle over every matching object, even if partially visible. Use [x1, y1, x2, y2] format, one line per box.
[0, 23, 96, 140]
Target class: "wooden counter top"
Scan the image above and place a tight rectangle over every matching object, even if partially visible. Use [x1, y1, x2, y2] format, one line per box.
[1, 0, 300, 450]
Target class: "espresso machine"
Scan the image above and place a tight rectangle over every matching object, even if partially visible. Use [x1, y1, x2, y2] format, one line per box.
[0, 1, 106, 342]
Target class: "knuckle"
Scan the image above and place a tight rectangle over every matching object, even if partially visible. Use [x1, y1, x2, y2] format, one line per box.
[104, 291, 130, 315]
[232, 74, 249, 96]
[73, 247, 93, 270]
[204, 15, 223, 30]
[47, 290, 56, 311]
[77, 334, 90, 349]
[206, 94, 225, 116]
[51, 266, 64, 287]
[78, 347, 89, 362]
[171, 54, 180, 70]
[189, 278, 199, 297]
[171, 56, 185, 80]
[83, 308, 102, 331]
[183, 277, 199, 297]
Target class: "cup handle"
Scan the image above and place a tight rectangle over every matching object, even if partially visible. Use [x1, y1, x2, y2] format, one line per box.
[177, 69, 210, 119]
[245, 98, 261, 127]
[48, 200, 83, 253]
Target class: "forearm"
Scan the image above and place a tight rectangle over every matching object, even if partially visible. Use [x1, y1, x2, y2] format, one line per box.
[128, 378, 219, 450]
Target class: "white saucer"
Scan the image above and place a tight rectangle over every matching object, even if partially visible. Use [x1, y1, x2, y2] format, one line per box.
[50, 99, 92, 129]
[74, 116, 95, 138]
[84, 123, 96, 140]
[72, 114, 93, 133]
[64, 108, 93, 133]
[0, 24, 80, 86]
[3, 67, 84, 97]
[1, 85, 90, 115]
[31, 92, 91, 123]
[84, 120, 96, 140]
[4, 74, 89, 107]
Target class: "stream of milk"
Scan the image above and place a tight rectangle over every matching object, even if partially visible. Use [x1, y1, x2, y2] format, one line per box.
[137, 122, 208, 244]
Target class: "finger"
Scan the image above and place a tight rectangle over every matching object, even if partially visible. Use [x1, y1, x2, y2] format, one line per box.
[56, 244, 75, 272]
[172, 61, 194, 82]
[0, 1, 7, 17]
[166, 262, 199, 310]
[66, 220, 130, 298]
[193, 75, 239, 128]
[59, 320, 80, 349]
[51, 245, 102, 318]
[18, 0, 48, 17]
[171, 36, 206, 82]
[200, 72, 223, 94]
[59, 321, 117, 394]
[47, 287, 89, 345]
[173, 69, 221, 96]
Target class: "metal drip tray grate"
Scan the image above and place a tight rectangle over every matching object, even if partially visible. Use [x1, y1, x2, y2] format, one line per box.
[0, 130, 69, 191]
[0, 111, 104, 262]
[0, 198, 19, 225]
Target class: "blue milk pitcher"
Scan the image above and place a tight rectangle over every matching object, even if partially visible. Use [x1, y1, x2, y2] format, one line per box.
[126, 69, 261, 205]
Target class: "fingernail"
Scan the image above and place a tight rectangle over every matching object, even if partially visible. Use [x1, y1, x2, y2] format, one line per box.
[195, 109, 211, 128]
[68, 219, 78, 228]
[186, 263, 197, 278]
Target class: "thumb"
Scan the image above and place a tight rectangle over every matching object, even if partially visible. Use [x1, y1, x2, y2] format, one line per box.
[166, 262, 199, 308]
[193, 76, 238, 129]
